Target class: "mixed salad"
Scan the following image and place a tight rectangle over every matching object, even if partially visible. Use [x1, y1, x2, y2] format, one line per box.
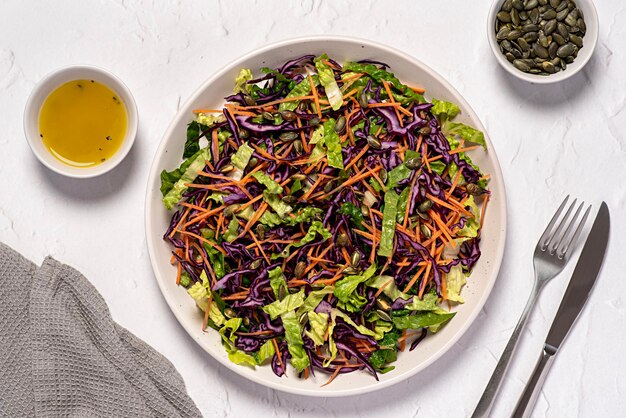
[160, 54, 489, 384]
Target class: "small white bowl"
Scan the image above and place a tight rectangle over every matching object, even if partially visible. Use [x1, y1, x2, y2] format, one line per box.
[23, 65, 138, 178]
[487, 0, 598, 84]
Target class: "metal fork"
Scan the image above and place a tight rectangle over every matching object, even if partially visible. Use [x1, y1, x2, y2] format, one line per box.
[472, 196, 591, 418]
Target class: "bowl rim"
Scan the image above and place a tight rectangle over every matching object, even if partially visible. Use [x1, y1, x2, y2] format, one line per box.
[23, 64, 138, 178]
[144, 35, 508, 397]
[487, 0, 599, 84]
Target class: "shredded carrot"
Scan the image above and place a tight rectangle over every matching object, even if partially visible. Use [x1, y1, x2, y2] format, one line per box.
[382, 80, 403, 127]
[402, 264, 427, 294]
[374, 278, 393, 299]
[176, 229, 227, 255]
[307, 70, 322, 118]
[399, 330, 407, 352]
[272, 339, 285, 376]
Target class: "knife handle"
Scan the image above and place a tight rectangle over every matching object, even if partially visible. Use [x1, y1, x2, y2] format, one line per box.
[512, 345, 556, 418]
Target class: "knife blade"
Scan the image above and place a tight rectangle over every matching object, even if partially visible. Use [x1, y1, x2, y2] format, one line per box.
[544, 201, 610, 352]
[512, 202, 610, 418]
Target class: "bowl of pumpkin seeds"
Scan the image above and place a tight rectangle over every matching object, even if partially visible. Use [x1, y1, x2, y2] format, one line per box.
[488, 0, 598, 83]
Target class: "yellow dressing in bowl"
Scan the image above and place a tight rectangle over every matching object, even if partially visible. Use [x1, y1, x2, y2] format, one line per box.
[39, 80, 127, 167]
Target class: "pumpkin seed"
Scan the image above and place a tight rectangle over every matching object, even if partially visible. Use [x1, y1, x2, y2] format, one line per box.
[309, 116, 320, 126]
[519, 11, 528, 21]
[282, 195, 298, 205]
[380, 168, 388, 184]
[524, 0, 538, 10]
[420, 224, 432, 239]
[299, 312, 309, 326]
[359, 91, 369, 108]
[523, 31, 539, 42]
[548, 42, 558, 58]
[466, 183, 484, 196]
[542, 60, 557, 73]
[570, 34, 583, 48]
[513, 59, 532, 72]
[511, 48, 523, 59]
[336, 232, 349, 247]
[223, 206, 234, 218]
[556, 43, 576, 58]
[518, 37, 530, 51]
[238, 128, 250, 139]
[243, 95, 256, 106]
[280, 110, 297, 121]
[350, 251, 361, 267]
[577, 18, 586, 34]
[360, 203, 370, 218]
[511, 9, 521, 26]
[555, 0, 568, 12]
[418, 199, 433, 213]
[529, 68, 542, 74]
[552, 33, 566, 46]
[417, 210, 430, 221]
[250, 259, 262, 270]
[523, 23, 539, 33]
[549, 0, 560, 8]
[224, 308, 237, 319]
[529, 8, 540, 24]
[507, 30, 523, 41]
[544, 19, 557, 35]
[367, 135, 382, 149]
[295, 261, 306, 278]
[242, 316, 250, 326]
[533, 43, 550, 59]
[262, 111, 275, 121]
[343, 266, 358, 275]
[557, 22, 569, 38]
[564, 12, 577, 27]
[405, 157, 421, 170]
[334, 116, 346, 134]
[565, 55, 575, 64]
[497, 26, 512, 40]
[505, 52, 515, 63]
[323, 180, 335, 193]
[542, 10, 556, 20]
[376, 298, 391, 311]
[538, 0, 547, 5]
[248, 157, 258, 168]
[497, 11, 512, 22]
[279, 131, 298, 141]
[294, 139, 304, 155]
[419, 126, 432, 135]
[220, 163, 235, 173]
[556, 8, 568, 21]
[278, 284, 287, 300]
[512, 0, 524, 10]
[255, 224, 266, 240]
[376, 309, 393, 322]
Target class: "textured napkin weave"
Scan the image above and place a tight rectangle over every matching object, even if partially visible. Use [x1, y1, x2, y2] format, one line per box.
[0, 242, 202, 417]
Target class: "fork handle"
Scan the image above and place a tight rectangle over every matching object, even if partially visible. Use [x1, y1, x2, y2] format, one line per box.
[471, 287, 539, 418]
[511, 345, 556, 418]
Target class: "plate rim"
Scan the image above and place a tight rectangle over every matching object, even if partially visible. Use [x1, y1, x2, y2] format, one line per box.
[145, 35, 507, 397]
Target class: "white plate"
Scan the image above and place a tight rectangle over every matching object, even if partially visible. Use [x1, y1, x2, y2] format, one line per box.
[145, 36, 507, 397]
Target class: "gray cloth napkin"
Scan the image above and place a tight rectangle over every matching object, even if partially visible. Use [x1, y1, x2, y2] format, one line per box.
[0, 242, 202, 417]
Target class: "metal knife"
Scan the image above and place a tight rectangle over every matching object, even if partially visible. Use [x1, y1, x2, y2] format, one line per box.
[512, 202, 610, 418]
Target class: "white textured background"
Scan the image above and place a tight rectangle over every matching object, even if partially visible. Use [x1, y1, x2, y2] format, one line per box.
[1, 1, 625, 417]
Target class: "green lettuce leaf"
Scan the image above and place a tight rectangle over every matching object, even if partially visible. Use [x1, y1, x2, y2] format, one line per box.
[162, 148, 210, 210]
[278, 76, 317, 112]
[333, 309, 383, 340]
[396, 187, 410, 224]
[386, 150, 421, 189]
[268, 266, 287, 300]
[443, 121, 486, 149]
[187, 281, 209, 311]
[365, 275, 439, 311]
[258, 211, 283, 227]
[183, 121, 202, 159]
[369, 348, 397, 370]
[282, 207, 323, 226]
[309, 125, 324, 144]
[233, 68, 253, 94]
[263, 191, 293, 218]
[296, 287, 334, 316]
[314, 54, 343, 110]
[323, 118, 344, 169]
[342, 62, 424, 104]
[431, 99, 460, 122]
[230, 142, 255, 171]
[458, 195, 481, 238]
[227, 350, 258, 367]
[445, 265, 467, 303]
[429, 160, 447, 176]
[195, 112, 225, 128]
[280, 310, 310, 372]
[304, 311, 329, 346]
[338, 202, 364, 226]
[392, 311, 456, 330]
[254, 340, 276, 365]
[272, 221, 331, 259]
[262, 289, 306, 320]
[378, 190, 399, 258]
[334, 264, 377, 312]
[223, 218, 240, 242]
[252, 172, 283, 194]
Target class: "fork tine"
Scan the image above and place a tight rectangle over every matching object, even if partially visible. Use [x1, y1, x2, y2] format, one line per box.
[546, 198, 577, 253]
[551, 201, 583, 254]
[548, 198, 578, 254]
[557, 204, 591, 259]
[538, 195, 569, 250]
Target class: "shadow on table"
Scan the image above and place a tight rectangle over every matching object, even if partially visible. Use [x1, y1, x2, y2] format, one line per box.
[495, 53, 599, 107]
[35, 130, 144, 202]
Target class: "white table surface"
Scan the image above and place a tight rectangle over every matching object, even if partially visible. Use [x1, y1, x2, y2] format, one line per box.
[2, 1, 625, 417]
